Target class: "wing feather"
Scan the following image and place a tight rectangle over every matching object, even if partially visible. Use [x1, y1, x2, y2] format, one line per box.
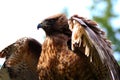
[68, 15, 120, 80]
[0, 37, 41, 80]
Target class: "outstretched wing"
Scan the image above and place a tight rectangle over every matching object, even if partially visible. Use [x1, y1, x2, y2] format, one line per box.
[68, 15, 120, 80]
[0, 37, 41, 80]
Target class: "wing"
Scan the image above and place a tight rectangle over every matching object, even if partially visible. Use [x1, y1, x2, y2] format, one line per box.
[0, 37, 41, 80]
[68, 15, 120, 80]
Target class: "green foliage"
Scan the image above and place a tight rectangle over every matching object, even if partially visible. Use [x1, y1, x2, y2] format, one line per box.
[118, 61, 120, 65]
[89, 0, 120, 53]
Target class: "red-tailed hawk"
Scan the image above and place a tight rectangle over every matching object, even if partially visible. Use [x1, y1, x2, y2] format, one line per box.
[0, 13, 119, 80]
[68, 15, 120, 80]
[37, 14, 99, 80]
[0, 37, 41, 80]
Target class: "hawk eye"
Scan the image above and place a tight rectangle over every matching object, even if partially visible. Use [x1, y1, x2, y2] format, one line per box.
[46, 19, 57, 26]
[49, 18, 57, 23]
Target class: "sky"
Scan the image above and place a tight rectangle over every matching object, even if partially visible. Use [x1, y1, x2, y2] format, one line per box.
[0, 0, 92, 50]
[0, 0, 120, 65]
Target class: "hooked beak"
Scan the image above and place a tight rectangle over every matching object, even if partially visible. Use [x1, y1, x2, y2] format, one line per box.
[37, 23, 42, 30]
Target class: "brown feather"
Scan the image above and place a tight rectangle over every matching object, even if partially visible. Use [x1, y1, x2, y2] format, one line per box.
[69, 15, 120, 80]
[0, 37, 41, 80]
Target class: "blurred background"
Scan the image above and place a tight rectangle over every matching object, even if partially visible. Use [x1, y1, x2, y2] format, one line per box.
[0, 0, 120, 67]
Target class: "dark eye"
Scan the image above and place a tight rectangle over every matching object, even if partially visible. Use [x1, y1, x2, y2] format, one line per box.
[46, 19, 57, 26]
[49, 19, 57, 23]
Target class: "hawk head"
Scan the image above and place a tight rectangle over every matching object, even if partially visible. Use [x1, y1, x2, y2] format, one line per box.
[37, 14, 71, 38]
